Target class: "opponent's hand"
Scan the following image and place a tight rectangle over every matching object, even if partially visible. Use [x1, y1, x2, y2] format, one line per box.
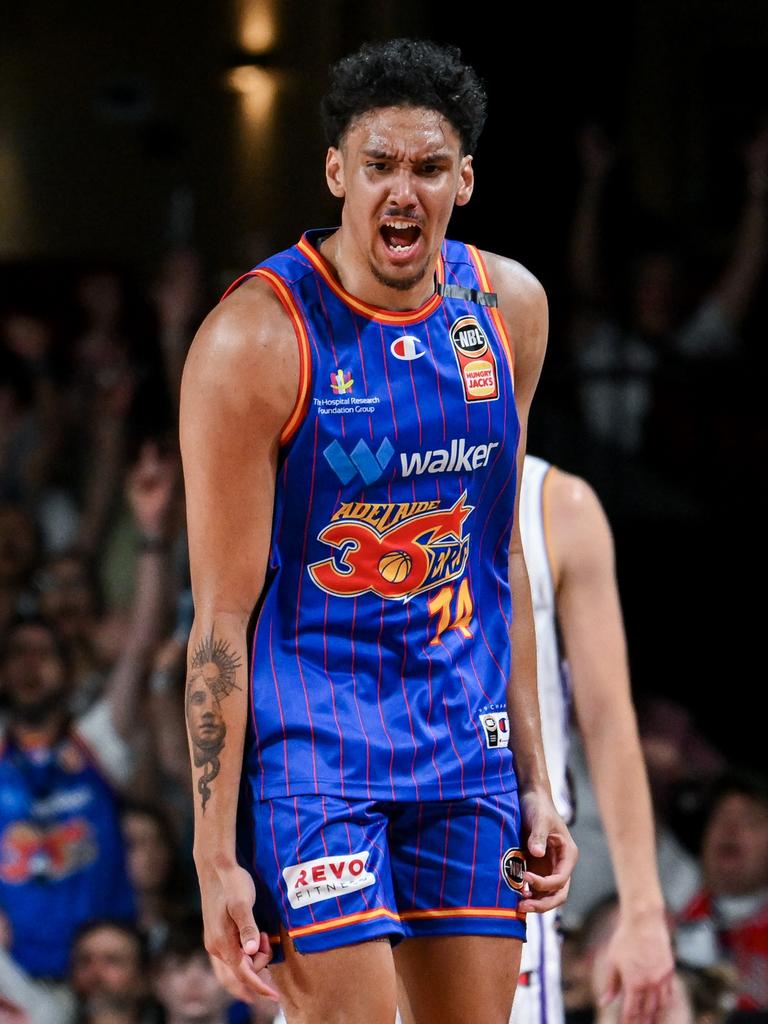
[594, 909, 675, 1024]
[517, 789, 578, 913]
[198, 859, 279, 1001]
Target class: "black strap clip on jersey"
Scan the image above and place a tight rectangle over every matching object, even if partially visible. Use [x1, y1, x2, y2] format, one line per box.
[435, 282, 498, 308]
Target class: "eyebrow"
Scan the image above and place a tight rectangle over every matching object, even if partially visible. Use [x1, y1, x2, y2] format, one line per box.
[362, 148, 453, 162]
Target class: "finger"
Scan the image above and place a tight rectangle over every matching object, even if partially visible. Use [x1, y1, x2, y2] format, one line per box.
[597, 969, 621, 1010]
[517, 889, 569, 913]
[228, 899, 262, 958]
[231, 950, 280, 1001]
[523, 869, 571, 894]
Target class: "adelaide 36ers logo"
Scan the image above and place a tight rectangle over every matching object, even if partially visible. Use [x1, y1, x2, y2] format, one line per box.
[449, 315, 499, 403]
[308, 493, 473, 601]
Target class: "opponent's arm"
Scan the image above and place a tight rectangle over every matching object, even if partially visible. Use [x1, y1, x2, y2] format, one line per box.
[179, 277, 298, 1001]
[486, 252, 578, 913]
[548, 470, 674, 1023]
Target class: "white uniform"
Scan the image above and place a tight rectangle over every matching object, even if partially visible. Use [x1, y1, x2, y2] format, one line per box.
[510, 455, 572, 1024]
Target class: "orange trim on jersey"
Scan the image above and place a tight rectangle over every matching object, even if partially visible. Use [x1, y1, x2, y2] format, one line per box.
[221, 268, 313, 446]
[288, 907, 401, 939]
[297, 233, 445, 325]
[541, 465, 560, 591]
[399, 907, 525, 921]
[466, 245, 515, 384]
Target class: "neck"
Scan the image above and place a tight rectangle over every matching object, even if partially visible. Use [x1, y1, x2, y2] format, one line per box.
[12, 713, 67, 749]
[319, 227, 438, 311]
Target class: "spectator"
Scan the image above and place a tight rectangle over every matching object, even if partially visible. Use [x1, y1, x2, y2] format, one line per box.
[120, 800, 193, 954]
[676, 772, 768, 1011]
[567, 122, 768, 459]
[70, 920, 160, 1024]
[150, 918, 232, 1024]
[0, 502, 39, 634]
[0, 614, 135, 981]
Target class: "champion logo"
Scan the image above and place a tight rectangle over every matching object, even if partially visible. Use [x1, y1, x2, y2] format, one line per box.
[323, 437, 394, 485]
[390, 335, 425, 361]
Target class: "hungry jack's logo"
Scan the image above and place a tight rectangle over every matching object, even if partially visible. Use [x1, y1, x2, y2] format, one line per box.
[308, 493, 473, 601]
[449, 315, 499, 403]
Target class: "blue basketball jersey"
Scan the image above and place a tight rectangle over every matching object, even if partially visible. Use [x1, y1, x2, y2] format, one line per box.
[222, 228, 521, 802]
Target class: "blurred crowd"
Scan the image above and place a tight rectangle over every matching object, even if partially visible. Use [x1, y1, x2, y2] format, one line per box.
[1, 122, 767, 1023]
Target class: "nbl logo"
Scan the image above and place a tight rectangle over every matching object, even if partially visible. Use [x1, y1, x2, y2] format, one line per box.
[501, 848, 526, 892]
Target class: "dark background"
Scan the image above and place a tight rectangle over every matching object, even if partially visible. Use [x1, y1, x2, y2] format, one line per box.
[2, 0, 765, 766]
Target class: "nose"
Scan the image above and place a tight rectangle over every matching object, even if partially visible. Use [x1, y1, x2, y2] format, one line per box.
[387, 168, 418, 210]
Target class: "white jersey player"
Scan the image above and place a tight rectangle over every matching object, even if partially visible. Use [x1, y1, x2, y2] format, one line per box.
[511, 456, 674, 1024]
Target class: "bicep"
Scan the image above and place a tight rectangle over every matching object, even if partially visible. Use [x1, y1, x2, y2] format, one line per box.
[179, 301, 293, 621]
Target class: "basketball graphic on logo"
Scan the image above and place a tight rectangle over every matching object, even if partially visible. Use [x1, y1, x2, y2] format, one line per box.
[378, 550, 412, 584]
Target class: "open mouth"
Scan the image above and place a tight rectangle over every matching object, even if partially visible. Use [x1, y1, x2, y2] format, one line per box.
[380, 220, 422, 254]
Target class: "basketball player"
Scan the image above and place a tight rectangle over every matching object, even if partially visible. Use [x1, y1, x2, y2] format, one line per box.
[179, 39, 577, 1024]
[512, 456, 675, 1024]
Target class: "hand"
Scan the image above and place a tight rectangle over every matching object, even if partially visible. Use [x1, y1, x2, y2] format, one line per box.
[126, 440, 177, 536]
[517, 789, 578, 913]
[594, 909, 675, 1024]
[198, 859, 279, 1002]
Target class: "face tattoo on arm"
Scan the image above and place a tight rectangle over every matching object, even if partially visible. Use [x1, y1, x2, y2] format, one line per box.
[185, 628, 242, 812]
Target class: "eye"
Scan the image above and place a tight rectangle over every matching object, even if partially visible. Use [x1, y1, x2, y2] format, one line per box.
[367, 162, 388, 172]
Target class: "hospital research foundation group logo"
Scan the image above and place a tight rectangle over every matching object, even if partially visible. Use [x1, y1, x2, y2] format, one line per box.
[308, 493, 473, 602]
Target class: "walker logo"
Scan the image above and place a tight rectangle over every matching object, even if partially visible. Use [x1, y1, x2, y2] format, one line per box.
[400, 438, 499, 477]
[480, 711, 509, 749]
[308, 492, 473, 601]
[323, 437, 394, 486]
[283, 851, 375, 908]
[390, 335, 425, 361]
[330, 368, 354, 394]
[449, 315, 499, 403]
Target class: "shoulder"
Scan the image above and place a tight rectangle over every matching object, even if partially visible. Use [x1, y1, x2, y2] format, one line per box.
[545, 467, 614, 585]
[180, 274, 299, 428]
[479, 250, 548, 320]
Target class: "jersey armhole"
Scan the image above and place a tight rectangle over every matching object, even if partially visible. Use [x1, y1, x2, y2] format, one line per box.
[221, 268, 312, 446]
[465, 245, 516, 385]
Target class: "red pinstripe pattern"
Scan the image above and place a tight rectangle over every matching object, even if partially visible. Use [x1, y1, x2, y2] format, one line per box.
[268, 618, 290, 795]
[438, 802, 453, 907]
[467, 798, 481, 905]
[406, 341, 424, 447]
[269, 798, 291, 922]
[423, 320, 448, 445]
[410, 803, 425, 906]
[292, 796, 318, 926]
[378, 325, 399, 441]
[399, 600, 421, 798]
[439, 295, 471, 435]
[322, 591, 346, 798]
[420, 604, 443, 800]
[318, 795, 345, 918]
[375, 595, 397, 801]
[452, 654, 489, 792]
[293, 417, 321, 790]
[349, 596, 372, 799]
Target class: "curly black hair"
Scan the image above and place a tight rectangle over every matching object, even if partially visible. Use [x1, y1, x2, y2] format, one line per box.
[320, 39, 487, 155]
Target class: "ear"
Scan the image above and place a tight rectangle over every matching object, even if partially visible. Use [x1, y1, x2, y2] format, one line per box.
[325, 146, 346, 199]
[455, 154, 474, 207]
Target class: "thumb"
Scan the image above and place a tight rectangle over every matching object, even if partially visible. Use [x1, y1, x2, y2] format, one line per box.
[229, 900, 261, 955]
[527, 829, 547, 859]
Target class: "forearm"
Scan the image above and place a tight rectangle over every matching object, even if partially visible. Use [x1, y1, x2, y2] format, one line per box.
[506, 547, 550, 795]
[581, 708, 664, 914]
[186, 611, 250, 868]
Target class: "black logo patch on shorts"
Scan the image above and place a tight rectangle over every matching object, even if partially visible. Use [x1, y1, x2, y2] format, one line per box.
[501, 847, 526, 891]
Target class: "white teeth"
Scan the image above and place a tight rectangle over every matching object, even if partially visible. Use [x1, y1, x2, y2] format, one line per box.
[384, 220, 419, 230]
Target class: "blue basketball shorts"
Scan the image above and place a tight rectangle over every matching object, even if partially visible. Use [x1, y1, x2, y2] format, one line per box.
[237, 788, 527, 962]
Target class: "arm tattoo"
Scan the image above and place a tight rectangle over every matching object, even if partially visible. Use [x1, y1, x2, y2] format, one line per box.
[185, 627, 242, 813]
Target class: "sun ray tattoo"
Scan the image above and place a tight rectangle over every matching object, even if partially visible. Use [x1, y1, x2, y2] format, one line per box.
[185, 628, 243, 812]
